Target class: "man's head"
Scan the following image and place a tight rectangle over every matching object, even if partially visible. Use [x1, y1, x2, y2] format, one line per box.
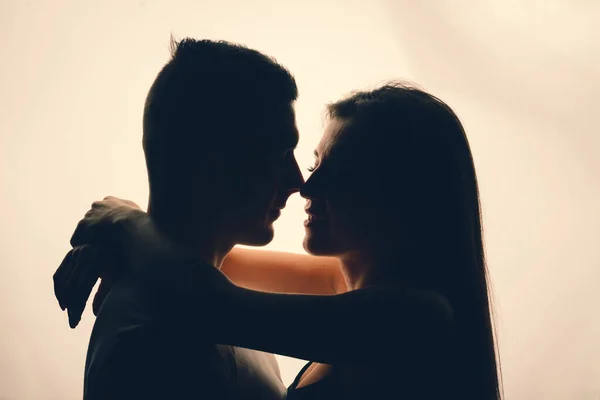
[143, 38, 303, 249]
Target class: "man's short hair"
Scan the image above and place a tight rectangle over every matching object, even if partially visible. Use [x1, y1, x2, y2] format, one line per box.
[142, 37, 298, 193]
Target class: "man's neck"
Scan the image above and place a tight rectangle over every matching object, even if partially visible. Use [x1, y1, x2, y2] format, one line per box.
[147, 201, 234, 269]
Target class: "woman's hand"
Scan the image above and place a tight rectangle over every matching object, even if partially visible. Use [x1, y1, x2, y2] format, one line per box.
[54, 244, 117, 328]
[54, 196, 233, 328]
[69, 196, 145, 248]
[54, 196, 149, 328]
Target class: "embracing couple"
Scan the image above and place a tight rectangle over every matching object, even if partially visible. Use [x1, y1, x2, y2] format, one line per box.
[54, 38, 502, 400]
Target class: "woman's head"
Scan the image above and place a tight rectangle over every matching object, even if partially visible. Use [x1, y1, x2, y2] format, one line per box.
[300, 81, 501, 398]
[302, 82, 479, 266]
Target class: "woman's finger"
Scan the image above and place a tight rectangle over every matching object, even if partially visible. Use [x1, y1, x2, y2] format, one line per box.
[67, 246, 103, 328]
[53, 249, 76, 310]
[62, 246, 85, 309]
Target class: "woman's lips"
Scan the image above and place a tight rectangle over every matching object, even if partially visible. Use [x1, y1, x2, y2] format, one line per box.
[304, 214, 328, 227]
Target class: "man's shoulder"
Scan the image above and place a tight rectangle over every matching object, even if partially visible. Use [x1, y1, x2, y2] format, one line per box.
[90, 275, 203, 348]
[85, 279, 235, 399]
[86, 278, 161, 373]
[90, 278, 151, 332]
[89, 274, 224, 355]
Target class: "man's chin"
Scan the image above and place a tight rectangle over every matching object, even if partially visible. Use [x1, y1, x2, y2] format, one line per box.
[237, 226, 275, 247]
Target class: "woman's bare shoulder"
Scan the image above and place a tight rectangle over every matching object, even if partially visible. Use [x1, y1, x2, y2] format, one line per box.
[345, 286, 454, 324]
[403, 288, 454, 320]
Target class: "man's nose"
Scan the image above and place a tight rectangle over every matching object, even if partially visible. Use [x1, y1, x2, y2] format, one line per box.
[286, 158, 305, 195]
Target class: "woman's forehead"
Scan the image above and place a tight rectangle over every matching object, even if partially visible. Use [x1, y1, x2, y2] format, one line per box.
[315, 118, 351, 158]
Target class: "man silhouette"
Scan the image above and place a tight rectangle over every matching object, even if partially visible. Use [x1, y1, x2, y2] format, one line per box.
[78, 38, 303, 400]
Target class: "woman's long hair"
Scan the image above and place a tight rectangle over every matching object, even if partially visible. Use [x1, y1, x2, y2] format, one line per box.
[328, 82, 502, 399]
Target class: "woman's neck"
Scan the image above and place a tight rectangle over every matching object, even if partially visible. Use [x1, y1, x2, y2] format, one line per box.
[339, 251, 411, 291]
[338, 252, 385, 290]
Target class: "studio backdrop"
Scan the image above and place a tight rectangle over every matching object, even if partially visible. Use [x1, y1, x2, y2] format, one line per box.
[1, 1, 598, 399]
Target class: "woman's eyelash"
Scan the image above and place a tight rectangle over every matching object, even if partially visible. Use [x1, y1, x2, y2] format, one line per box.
[307, 165, 316, 172]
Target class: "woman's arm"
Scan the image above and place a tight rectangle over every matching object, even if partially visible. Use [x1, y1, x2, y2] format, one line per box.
[220, 247, 347, 295]
[65, 197, 455, 366]
[160, 259, 455, 366]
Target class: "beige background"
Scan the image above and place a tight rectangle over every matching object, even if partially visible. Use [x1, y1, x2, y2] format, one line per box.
[1, 0, 599, 399]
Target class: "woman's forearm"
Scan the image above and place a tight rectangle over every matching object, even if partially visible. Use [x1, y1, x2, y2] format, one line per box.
[220, 247, 346, 294]
[186, 282, 454, 366]
[128, 215, 451, 366]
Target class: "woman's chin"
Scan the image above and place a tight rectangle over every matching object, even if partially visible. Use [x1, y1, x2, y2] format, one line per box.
[302, 233, 338, 256]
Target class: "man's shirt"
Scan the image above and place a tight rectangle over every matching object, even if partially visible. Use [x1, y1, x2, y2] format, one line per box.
[84, 271, 286, 400]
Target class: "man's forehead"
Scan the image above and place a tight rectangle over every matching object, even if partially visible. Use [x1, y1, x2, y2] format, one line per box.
[257, 104, 299, 148]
